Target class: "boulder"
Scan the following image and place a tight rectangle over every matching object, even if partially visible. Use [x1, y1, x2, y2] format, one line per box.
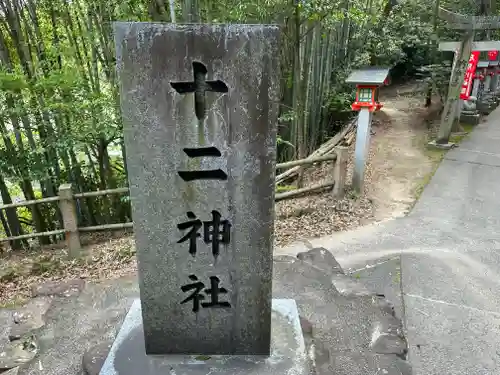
[273, 248, 410, 375]
[31, 279, 85, 298]
[0, 336, 38, 371]
[8, 297, 52, 342]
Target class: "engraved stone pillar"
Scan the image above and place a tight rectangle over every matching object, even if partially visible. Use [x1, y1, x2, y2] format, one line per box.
[115, 23, 280, 356]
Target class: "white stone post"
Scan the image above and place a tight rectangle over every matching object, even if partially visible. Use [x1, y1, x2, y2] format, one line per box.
[352, 108, 373, 194]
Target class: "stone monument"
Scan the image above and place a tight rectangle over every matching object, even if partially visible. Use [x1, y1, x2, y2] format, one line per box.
[100, 22, 307, 375]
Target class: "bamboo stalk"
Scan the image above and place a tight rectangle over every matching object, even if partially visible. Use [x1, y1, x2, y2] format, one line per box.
[276, 154, 337, 169]
[275, 119, 355, 184]
[300, 22, 314, 158]
[275, 181, 335, 201]
[73, 187, 129, 198]
[345, 132, 356, 145]
[0, 229, 66, 243]
[0, 196, 60, 210]
[78, 222, 133, 232]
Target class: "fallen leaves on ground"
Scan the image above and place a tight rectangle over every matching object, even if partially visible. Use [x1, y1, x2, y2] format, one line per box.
[0, 237, 136, 306]
[274, 160, 375, 247]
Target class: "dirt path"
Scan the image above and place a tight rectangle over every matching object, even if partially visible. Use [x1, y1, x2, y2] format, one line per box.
[365, 92, 434, 221]
[274, 84, 440, 246]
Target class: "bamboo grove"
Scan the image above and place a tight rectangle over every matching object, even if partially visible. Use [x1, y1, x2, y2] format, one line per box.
[0, 0, 476, 249]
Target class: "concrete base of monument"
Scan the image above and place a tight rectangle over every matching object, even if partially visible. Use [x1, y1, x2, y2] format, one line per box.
[97, 298, 309, 375]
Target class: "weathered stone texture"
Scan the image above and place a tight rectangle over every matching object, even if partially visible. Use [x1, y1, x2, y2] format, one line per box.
[115, 23, 281, 355]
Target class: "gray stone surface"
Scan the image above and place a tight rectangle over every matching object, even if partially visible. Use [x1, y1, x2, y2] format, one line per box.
[478, 101, 497, 114]
[274, 106, 500, 374]
[98, 299, 308, 375]
[2, 367, 20, 375]
[82, 342, 112, 375]
[296, 247, 344, 275]
[350, 257, 403, 319]
[316, 353, 412, 375]
[115, 22, 281, 355]
[8, 297, 52, 341]
[0, 308, 12, 350]
[31, 279, 85, 298]
[352, 108, 373, 192]
[0, 337, 38, 371]
[272, 254, 409, 375]
[462, 97, 477, 112]
[16, 276, 139, 375]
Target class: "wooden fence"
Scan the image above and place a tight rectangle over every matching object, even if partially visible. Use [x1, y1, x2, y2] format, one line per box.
[0, 146, 348, 257]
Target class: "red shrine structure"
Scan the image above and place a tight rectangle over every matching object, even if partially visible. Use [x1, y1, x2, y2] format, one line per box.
[348, 68, 391, 112]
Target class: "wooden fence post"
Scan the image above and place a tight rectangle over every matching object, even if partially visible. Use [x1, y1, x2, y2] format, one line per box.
[332, 146, 349, 198]
[59, 183, 81, 257]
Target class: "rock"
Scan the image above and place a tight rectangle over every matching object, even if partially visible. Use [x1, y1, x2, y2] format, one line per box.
[273, 255, 341, 300]
[373, 295, 396, 317]
[1, 367, 20, 375]
[0, 337, 38, 371]
[299, 316, 313, 335]
[31, 279, 85, 298]
[330, 274, 373, 296]
[316, 352, 412, 375]
[477, 101, 495, 115]
[82, 342, 112, 375]
[370, 319, 408, 359]
[296, 247, 344, 276]
[272, 249, 411, 375]
[8, 298, 52, 342]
